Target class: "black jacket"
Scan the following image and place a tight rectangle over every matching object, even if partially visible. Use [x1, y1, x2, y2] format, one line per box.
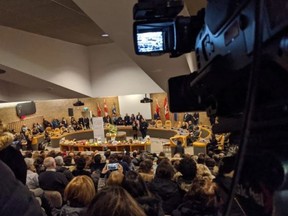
[149, 178, 182, 214]
[136, 195, 165, 216]
[0, 160, 43, 216]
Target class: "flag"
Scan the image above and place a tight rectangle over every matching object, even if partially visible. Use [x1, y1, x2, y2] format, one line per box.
[97, 103, 102, 117]
[104, 99, 108, 116]
[155, 99, 160, 115]
[164, 97, 170, 120]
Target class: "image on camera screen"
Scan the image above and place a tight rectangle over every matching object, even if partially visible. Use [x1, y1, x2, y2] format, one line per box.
[107, 163, 118, 171]
[137, 31, 164, 53]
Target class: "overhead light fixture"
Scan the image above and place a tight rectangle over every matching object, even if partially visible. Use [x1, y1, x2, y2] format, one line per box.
[101, 33, 109, 37]
[140, 94, 153, 103]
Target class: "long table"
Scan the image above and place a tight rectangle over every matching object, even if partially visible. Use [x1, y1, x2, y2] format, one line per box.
[51, 126, 179, 148]
[60, 142, 149, 152]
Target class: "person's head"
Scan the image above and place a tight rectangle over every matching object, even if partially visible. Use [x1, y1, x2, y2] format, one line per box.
[122, 170, 150, 198]
[107, 171, 124, 186]
[75, 157, 86, 170]
[24, 151, 33, 158]
[64, 175, 96, 207]
[63, 155, 72, 166]
[54, 156, 64, 166]
[178, 157, 197, 180]
[43, 157, 56, 169]
[177, 140, 182, 146]
[122, 154, 131, 165]
[196, 164, 214, 181]
[186, 177, 218, 209]
[104, 149, 111, 160]
[93, 154, 102, 164]
[218, 156, 236, 176]
[155, 160, 175, 180]
[86, 186, 146, 216]
[138, 159, 153, 174]
[197, 153, 206, 164]
[24, 158, 35, 171]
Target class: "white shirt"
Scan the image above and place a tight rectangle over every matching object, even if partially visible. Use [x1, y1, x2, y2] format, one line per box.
[26, 170, 39, 189]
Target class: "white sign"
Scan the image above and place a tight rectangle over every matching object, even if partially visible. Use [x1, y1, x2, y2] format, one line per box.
[92, 117, 105, 143]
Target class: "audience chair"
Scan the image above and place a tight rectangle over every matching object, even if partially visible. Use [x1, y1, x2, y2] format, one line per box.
[170, 135, 187, 147]
[192, 126, 212, 155]
[44, 190, 63, 208]
[156, 120, 163, 128]
[164, 120, 172, 129]
[53, 128, 61, 136]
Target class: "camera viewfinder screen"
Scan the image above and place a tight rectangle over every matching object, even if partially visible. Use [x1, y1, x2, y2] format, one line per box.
[137, 32, 164, 53]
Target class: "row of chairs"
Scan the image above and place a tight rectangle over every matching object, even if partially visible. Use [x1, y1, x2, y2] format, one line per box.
[155, 120, 172, 129]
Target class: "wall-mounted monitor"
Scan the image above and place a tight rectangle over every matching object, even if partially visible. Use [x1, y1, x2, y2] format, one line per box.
[16, 101, 36, 118]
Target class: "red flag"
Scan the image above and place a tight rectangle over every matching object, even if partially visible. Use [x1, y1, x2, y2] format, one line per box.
[155, 99, 160, 115]
[164, 97, 170, 120]
[97, 103, 102, 117]
[104, 99, 108, 116]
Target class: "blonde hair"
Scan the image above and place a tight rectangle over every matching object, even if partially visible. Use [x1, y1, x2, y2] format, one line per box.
[64, 175, 96, 207]
[107, 171, 124, 186]
[0, 120, 13, 151]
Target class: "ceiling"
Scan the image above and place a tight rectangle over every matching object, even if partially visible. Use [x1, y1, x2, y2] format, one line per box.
[0, 0, 206, 103]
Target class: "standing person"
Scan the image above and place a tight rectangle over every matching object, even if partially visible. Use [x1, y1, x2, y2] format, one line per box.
[132, 120, 138, 140]
[192, 112, 200, 125]
[139, 118, 148, 139]
[136, 112, 143, 121]
[173, 140, 185, 157]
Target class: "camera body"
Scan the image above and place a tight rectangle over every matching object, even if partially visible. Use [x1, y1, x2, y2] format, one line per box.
[133, 0, 288, 215]
[133, 0, 204, 57]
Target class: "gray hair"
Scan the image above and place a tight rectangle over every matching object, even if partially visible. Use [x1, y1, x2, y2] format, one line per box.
[55, 156, 64, 166]
[43, 157, 56, 169]
[24, 158, 34, 170]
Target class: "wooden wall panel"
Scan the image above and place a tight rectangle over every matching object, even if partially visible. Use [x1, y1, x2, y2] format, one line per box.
[0, 94, 210, 132]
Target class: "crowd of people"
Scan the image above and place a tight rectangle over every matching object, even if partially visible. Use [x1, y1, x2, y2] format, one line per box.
[1, 116, 242, 216]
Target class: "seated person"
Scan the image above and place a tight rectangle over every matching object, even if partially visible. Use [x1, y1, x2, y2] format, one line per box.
[0, 160, 43, 216]
[38, 157, 68, 196]
[53, 175, 96, 216]
[85, 186, 146, 216]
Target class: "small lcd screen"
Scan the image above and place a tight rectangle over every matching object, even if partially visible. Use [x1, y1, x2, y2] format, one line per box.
[133, 19, 175, 55]
[137, 31, 164, 53]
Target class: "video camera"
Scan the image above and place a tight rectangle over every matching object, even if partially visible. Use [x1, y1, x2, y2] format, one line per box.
[133, 0, 204, 57]
[133, 0, 288, 119]
[133, 0, 288, 215]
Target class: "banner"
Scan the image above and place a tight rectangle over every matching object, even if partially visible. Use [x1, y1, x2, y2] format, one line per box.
[92, 117, 105, 143]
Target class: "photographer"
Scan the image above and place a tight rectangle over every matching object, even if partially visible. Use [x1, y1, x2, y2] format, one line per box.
[97, 154, 124, 191]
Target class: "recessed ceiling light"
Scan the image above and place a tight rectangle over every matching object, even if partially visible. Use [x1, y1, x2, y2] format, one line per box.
[101, 33, 109, 37]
